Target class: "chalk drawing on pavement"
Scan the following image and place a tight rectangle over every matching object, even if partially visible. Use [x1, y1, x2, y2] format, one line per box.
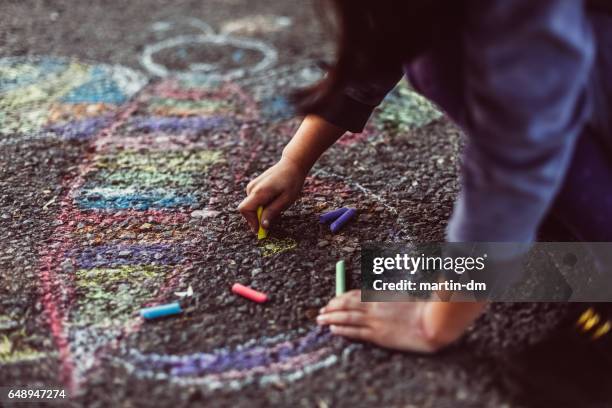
[140, 18, 278, 82]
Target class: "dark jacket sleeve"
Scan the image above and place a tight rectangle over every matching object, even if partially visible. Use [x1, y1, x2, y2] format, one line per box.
[313, 65, 404, 133]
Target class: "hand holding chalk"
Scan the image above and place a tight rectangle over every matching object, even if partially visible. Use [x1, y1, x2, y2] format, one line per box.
[237, 158, 306, 236]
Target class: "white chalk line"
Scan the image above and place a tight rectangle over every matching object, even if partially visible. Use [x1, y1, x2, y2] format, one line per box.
[312, 168, 398, 215]
[312, 168, 419, 242]
[140, 18, 278, 82]
[115, 342, 359, 391]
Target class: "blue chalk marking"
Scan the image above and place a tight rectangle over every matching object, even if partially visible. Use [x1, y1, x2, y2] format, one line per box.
[330, 208, 357, 233]
[71, 244, 185, 269]
[262, 95, 295, 122]
[319, 207, 349, 224]
[0, 57, 67, 92]
[45, 117, 112, 140]
[140, 302, 182, 319]
[232, 50, 245, 63]
[129, 116, 228, 133]
[61, 67, 129, 104]
[76, 189, 198, 210]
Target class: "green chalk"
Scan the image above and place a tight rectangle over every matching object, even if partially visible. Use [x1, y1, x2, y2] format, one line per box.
[336, 260, 346, 296]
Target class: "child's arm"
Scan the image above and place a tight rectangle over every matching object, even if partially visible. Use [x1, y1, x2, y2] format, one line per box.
[238, 114, 345, 232]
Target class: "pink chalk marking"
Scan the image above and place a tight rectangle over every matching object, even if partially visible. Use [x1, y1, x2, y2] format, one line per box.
[59, 208, 190, 226]
[337, 129, 370, 146]
[153, 80, 225, 101]
[152, 81, 259, 120]
[37, 97, 146, 393]
[40, 246, 76, 390]
[36, 79, 269, 392]
[302, 176, 352, 196]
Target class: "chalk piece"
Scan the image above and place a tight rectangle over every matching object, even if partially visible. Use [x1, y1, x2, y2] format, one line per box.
[257, 206, 267, 240]
[336, 260, 346, 296]
[174, 285, 193, 298]
[330, 208, 357, 233]
[140, 302, 182, 319]
[319, 207, 349, 224]
[232, 283, 268, 303]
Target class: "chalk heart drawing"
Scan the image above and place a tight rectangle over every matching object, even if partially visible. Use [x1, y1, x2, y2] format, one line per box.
[140, 18, 278, 83]
[0, 18, 358, 395]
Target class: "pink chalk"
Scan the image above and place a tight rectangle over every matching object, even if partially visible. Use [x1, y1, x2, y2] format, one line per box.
[232, 283, 268, 303]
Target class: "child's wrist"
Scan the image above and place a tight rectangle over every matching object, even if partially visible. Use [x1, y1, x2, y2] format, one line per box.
[280, 153, 310, 178]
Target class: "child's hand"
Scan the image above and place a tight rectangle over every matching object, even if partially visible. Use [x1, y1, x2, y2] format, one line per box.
[317, 290, 486, 353]
[238, 156, 307, 233]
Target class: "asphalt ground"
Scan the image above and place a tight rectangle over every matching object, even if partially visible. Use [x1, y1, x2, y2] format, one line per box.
[1, 1, 610, 407]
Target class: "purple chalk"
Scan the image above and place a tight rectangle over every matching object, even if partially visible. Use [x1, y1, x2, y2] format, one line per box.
[330, 208, 357, 233]
[319, 207, 349, 224]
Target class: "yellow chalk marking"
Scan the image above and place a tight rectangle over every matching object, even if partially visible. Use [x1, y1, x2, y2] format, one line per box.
[0, 335, 46, 364]
[259, 237, 297, 257]
[257, 206, 267, 240]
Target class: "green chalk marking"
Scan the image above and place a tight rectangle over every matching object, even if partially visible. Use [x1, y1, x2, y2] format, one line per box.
[94, 150, 222, 173]
[336, 260, 346, 296]
[93, 169, 196, 187]
[74, 265, 171, 325]
[376, 81, 442, 132]
[148, 97, 230, 113]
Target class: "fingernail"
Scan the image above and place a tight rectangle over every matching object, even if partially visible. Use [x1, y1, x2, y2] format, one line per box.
[316, 315, 326, 324]
[319, 307, 326, 314]
[329, 325, 338, 333]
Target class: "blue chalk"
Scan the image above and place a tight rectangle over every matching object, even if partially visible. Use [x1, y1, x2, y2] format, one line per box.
[140, 302, 182, 320]
[319, 207, 349, 224]
[330, 208, 357, 233]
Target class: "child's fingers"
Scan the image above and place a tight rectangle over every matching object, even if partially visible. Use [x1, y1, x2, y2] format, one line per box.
[260, 193, 291, 228]
[238, 189, 279, 232]
[329, 325, 372, 341]
[316, 310, 365, 326]
[238, 206, 259, 233]
[320, 290, 365, 314]
[246, 165, 276, 195]
[245, 175, 263, 195]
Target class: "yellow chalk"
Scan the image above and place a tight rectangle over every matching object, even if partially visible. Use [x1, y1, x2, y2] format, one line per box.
[257, 206, 267, 240]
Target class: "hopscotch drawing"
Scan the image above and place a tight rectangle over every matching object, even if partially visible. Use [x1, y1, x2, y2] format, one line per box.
[37, 74, 357, 392]
[0, 18, 359, 394]
[1, 17, 441, 394]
